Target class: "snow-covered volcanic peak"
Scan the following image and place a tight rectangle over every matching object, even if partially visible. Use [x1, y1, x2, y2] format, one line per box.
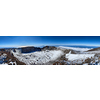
[12, 50, 64, 65]
[59, 46, 92, 52]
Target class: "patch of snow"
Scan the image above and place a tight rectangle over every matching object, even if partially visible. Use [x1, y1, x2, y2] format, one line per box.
[97, 62, 100, 65]
[0, 54, 7, 64]
[0, 54, 7, 59]
[9, 61, 17, 65]
[69, 51, 71, 54]
[83, 63, 88, 65]
[0, 63, 8, 65]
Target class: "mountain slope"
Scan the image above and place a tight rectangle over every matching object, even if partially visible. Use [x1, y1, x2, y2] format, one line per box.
[12, 50, 64, 65]
[88, 47, 100, 51]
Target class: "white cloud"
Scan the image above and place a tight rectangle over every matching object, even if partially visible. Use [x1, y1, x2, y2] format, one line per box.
[59, 46, 92, 51]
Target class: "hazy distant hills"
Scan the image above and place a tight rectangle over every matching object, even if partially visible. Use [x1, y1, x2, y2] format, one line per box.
[88, 47, 100, 51]
[54, 45, 99, 48]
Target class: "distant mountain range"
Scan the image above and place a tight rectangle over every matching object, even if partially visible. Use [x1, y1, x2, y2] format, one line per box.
[0, 45, 100, 53]
[1, 45, 100, 65]
[54, 45, 99, 48]
[0, 44, 99, 49]
[0, 46, 58, 53]
[88, 47, 100, 51]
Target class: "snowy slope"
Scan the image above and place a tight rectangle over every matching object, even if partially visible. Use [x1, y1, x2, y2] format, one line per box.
[66, 52, 95, 61]
[12, 50, 64, 65]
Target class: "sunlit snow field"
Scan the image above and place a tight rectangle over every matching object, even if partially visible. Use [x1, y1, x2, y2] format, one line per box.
[66, 53, 95, 61]
[12, 50, 64, 65]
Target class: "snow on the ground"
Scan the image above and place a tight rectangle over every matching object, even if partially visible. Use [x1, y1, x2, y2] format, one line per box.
[0, 53, 7, 65]
[0, 63, 8, 65]
[0, 53, 7, 59]
[12, 50, 64, 65]
[59, 46, 92, 51]
[9, 61, 17, 65]
[66, 51, 95, 61]
[83, 63, 89, 65]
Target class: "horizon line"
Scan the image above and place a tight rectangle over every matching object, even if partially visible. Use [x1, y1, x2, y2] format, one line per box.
[0, 44, 100, 48]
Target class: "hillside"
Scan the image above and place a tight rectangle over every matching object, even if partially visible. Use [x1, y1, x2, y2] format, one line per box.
[88, 47, 100, 51]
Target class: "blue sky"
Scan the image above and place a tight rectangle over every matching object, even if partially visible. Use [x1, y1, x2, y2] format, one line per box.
[0, 36, 100, 47]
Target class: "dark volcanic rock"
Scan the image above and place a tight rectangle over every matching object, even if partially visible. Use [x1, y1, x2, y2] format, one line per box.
[0, 49, 6, 51]
[85, 58, 91, 63]
[41, 46, 58, 51]
[20, 46, 41, 53]
[18, 46, 58, 53]
[0, 46, 58, 54]
[63, 49, 76, 54]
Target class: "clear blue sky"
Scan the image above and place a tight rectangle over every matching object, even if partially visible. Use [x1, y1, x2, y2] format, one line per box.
[0, 36, 100, 47]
